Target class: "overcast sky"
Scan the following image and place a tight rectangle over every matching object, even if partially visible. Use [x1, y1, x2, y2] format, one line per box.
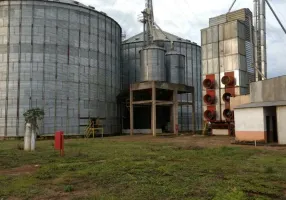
[79, 0, 286, 78]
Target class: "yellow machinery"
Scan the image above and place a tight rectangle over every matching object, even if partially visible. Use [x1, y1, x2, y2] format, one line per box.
[202, 121, 211, 135]
[85, 118, 104, 138]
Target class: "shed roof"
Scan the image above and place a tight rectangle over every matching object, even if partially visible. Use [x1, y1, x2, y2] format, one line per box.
[235, 101, 286, 109]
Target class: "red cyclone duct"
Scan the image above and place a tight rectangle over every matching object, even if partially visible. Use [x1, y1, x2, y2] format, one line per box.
[203, 78, 214, 89]
[223, 109, 234, 120]
[221, 75, 235, 86]
[222, 93, 232, 103]
[203, 94, 215, 105]
[204, 110, 216, 121]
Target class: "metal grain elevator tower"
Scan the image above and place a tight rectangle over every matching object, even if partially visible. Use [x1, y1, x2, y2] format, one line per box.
[124, 0, 197, 136]
[201, 8, 255, 135]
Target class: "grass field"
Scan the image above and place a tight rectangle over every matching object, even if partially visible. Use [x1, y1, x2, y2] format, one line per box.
[0, 136, 286, 200]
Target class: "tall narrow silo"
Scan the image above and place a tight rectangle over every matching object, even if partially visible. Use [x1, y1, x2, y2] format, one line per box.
[140, 45, 166, 82]
[165, 51, 186, 84]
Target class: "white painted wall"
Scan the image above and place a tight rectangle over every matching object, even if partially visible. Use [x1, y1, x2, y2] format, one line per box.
[277, 106, 286, 144]
[213, 129, 228, 136]
[235, 107, 265, 131]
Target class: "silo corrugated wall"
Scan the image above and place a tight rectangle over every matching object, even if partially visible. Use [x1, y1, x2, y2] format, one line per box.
[122, 40, 202, 131]
[0, 0, 122, 137]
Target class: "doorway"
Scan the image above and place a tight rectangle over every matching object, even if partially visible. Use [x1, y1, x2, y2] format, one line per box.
[272, 116, 278, 143]
[265, 107, 278, 143]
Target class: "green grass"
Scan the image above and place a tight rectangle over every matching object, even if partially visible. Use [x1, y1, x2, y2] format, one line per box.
[0, 138, 286, 200]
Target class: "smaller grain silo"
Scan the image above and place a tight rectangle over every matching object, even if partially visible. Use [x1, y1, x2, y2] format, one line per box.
[120, 0, 197, 137]
[165, 51, 186, 84]
[139, 45, 166, 82]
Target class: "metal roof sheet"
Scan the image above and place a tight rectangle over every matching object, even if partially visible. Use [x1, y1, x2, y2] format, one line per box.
[123, 28, 196, 44]
[30, 0, 96, 11]
[235, 101, 286, 109]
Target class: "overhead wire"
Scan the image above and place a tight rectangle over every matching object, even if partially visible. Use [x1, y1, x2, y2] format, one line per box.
[111, 0, 117, 6]
[178, 0, 212, 43]
[266, 21, 286, 45]
[154, 0, 197, 41]
[114, 0, 144, 38]
[269, 0, 286, 23]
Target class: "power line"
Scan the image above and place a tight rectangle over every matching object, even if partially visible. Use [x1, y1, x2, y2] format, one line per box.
[265, 0, 286, 35]
[268, 0, 286, 26]
[111, 0, 117, 6]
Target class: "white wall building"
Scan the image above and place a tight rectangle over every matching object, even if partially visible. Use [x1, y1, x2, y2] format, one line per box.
[234, 76, 286, 144]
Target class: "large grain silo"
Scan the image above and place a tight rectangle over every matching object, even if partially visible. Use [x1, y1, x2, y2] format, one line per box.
[0, 0, 122, 137]
[121, 29, 202, 132]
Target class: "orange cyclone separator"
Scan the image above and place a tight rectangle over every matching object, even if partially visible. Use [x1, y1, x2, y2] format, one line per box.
[204, 110, 216, 121]
[221, 75, 235, 86]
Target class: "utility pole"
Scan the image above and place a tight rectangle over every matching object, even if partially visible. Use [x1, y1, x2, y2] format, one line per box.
[260, 0, 267, 80]
[253, 0, 267, 81]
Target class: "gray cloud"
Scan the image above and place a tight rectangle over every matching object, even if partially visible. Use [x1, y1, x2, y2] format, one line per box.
[80, 0, 286, 78]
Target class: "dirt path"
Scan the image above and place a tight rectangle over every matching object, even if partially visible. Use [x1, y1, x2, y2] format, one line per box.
[106, 135, 286, 151]
[0, 165, 40, 176]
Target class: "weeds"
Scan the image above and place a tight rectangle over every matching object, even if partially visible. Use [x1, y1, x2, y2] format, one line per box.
[64, 185, 74, 192]
[1, 139, 286, 199]
[16, 143, 24, 150]
[264, 166, 275, 173]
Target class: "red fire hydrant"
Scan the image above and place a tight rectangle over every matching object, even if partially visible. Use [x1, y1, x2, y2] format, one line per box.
[54, 131, 64, 156]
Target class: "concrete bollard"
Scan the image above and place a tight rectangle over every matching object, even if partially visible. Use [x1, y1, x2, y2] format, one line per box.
[24, 123, 31, 151]
[31, 129, 36, 151]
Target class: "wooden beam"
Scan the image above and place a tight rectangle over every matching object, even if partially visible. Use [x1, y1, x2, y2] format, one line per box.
[130, 81, 195, 94]
[156, 101, 173, 106]
[130, 82, 153, 91]
[132, 100, 153, 105]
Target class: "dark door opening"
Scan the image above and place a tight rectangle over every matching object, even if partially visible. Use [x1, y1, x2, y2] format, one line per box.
[266, 115, 278, 143]
[272, 116, 278, 143]
[266, 116, 271, 143]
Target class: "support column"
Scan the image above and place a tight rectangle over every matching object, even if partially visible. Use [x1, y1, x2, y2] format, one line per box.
[130, 88, 134, 136]
[192, 91, 196, 134]
[151, 82, 156, 136]
[170, 104, 173, 132]
[173, 89, 178, 135]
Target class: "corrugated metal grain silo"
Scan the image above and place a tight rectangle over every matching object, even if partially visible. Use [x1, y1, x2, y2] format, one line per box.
[0, 0, 122, 137]
[122, 29, 202, 131]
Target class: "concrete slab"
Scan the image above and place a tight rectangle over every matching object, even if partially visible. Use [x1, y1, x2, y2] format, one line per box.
[274, 76, 286, 101]
[250, 80, 263, 102]
[277, 106, 286, 145]
[250, 75, 286, 103]
[262, 79, 275, 102]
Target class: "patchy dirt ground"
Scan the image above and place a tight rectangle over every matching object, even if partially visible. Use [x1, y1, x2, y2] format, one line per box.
[0, 164, 40, 176]
[106, 135, 286, 151]
[1, 136, 286, 199]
